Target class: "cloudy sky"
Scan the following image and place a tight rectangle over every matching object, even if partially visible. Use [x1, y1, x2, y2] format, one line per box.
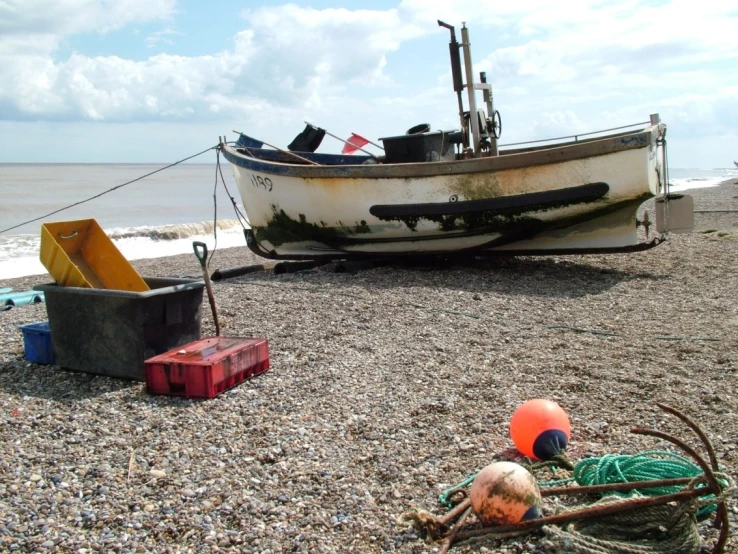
[0, 0, 736, 166]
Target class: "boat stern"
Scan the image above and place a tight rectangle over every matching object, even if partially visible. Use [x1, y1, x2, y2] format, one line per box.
[648, 116, 695, 235]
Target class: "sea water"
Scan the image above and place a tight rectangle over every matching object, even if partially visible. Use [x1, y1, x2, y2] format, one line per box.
[668, 167, 737, 192]
[0, 164, 736, 280]
[0, 163, 248, 279]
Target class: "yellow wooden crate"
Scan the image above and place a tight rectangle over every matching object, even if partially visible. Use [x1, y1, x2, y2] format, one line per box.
[40, 219, 149, 292]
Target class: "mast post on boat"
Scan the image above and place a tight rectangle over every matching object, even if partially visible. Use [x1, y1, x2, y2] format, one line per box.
[437, 20, 467, 149]
[460, 23, 482, 157]
[479, 72, 499, 156]
[439, 20, 500, 157]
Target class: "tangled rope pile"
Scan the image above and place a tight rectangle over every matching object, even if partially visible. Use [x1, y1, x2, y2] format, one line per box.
[444, 470, 736, 554]
[540, 479, 736, 554]
[541, 498, 702, 554]
[407, 404, 735, 554]
[570, 451, 724, 518]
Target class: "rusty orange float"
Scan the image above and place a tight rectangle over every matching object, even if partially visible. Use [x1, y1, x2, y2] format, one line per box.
[469, 461, 542, 525]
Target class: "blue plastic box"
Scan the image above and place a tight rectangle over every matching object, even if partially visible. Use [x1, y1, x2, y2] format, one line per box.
[19, 321, 55, 365]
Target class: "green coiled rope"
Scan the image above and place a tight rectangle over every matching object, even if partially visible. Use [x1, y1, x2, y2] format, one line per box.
[438, 450, 719, 517]
[569, 450, 704, 495]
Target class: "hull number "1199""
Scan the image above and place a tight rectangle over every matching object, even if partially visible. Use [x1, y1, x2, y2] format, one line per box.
[251, 174, 273, 191]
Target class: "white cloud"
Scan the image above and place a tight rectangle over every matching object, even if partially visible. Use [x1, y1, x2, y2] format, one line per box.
[225, 5, 430, 103]
[0, 0, 736, 165]
[0, 3, 429, 123]
[0, 0, 176, 38]
[146, 27, 183, 49]
[0, 0, 180, 119]
[451, 0, 738, 142]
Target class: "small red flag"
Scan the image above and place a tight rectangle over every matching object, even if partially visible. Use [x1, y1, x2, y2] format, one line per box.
[341, 133, 370, 155]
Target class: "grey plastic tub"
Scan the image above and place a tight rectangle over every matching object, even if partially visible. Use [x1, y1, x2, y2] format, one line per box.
[34, 277, 204, 381]
[379, 130, 456, 163]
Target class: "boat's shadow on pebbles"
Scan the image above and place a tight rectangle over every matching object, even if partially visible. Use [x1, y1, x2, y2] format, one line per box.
[311, 255, 668, 299]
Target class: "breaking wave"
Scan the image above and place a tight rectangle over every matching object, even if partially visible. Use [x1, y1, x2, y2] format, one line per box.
[0, 219, 249, 279]
[108, 219, 244, 241]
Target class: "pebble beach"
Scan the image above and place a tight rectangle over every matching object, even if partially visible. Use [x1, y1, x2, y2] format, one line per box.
[1, 180, 737, 553]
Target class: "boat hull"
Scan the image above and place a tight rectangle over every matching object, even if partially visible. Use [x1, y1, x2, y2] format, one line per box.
[223, 125, 666, 259]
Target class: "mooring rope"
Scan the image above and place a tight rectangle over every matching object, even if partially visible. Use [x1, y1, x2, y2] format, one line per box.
[215, 148, 251, 231]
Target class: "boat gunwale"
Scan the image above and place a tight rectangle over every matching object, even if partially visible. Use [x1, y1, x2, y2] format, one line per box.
[222, 124, 661, 180]
[498, 128, 650, 155]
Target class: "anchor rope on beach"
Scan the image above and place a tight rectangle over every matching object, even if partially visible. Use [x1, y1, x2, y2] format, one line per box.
[0, 144, 219, 235]
[230, 280, 720, 343]
[547, 325, 720, 343]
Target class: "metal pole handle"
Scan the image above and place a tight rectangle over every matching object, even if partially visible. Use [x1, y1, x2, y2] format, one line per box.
[193, 241, 207, 268]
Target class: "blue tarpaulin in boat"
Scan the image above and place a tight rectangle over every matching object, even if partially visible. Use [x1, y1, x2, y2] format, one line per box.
[236, 134, 264, 149]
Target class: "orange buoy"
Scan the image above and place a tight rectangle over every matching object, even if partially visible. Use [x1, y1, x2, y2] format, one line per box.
[509, 399, 571, 460]
[469, 461, 542, 525]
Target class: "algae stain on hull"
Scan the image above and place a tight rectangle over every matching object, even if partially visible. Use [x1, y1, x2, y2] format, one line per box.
[448, 164, 555, 201]
[449, 173, 504, 201]
[254, 205, 371, 247]
[254, 192, 650, 247]
[448, 158, 602, 202]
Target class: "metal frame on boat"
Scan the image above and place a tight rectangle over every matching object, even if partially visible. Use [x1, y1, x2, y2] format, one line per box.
[220, 21, 694, 261]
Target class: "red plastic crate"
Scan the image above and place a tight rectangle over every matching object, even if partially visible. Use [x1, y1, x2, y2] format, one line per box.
[144, 336, 269, 398]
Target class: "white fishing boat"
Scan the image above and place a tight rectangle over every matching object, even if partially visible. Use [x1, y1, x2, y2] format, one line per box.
[220, 21, 693, 260]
